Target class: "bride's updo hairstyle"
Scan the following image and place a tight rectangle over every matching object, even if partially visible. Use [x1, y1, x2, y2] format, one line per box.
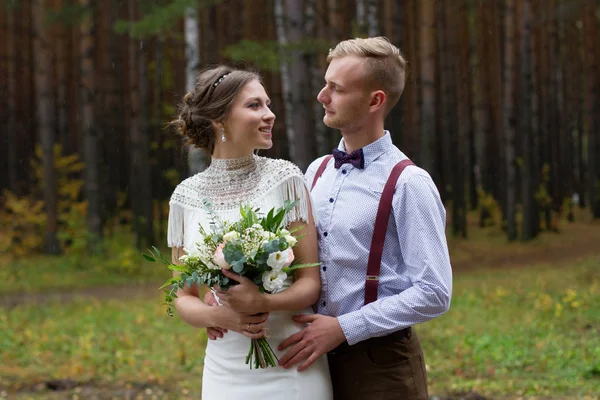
[171, 65, 261, 154]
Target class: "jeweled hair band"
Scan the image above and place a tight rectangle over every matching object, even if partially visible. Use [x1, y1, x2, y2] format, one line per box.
[214, 73, 230, 87]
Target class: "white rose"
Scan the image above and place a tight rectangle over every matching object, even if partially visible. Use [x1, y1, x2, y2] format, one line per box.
[182, 246, 201, 259]
[262, 270, 288, 293]
[262, 231, 276, 241]
[280, 229, 290, 236]
[222, 231, 240, 242]
[284, 234, 297, 247]
[266, 249, 295, 271]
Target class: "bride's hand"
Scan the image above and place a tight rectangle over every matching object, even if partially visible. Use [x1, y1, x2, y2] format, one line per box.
[204, 291, 227, 340]
[214, 306, 270, 340]
[215, 269, 268, 314]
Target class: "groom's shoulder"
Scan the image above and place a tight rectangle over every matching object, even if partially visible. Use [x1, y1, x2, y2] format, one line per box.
[306, 155, 332, 177]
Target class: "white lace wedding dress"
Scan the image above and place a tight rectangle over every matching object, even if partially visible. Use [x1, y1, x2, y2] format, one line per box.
[167, 154, 333, 400]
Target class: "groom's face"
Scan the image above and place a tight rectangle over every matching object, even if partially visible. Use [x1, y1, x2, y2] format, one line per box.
[317, 56, 372, 132]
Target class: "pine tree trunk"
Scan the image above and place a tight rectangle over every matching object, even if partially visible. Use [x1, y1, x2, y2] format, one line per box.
[519, 0, 537, 240]
[185, 7, 206, 175]
[283, 0, 314, 170]
[563, 15, 579, 220]
[138, 39, 153, 246]
[327, 0, 345, 42]
[457, 0, 472, 227]
[418, 0, 435, 174]
[80, 0, 102, 243]
[564, 18, 584, 209]
[402, 0, 418, 158]
[583, 0, 600, 218]
[54, 0, 69, 151]
[383, 0, 403, 158]
[128, 0, 142, 247]
[356, 0, 365, 34]
[33, 0, 60, 254]
[547, 0, 561, 216]
[366, 0, 378, 37]
[435, 0, 451, 203]
[306, 0, 328, 157]
[6, 6, 18, 193]
[442, 1, 466, 238]
[274, 0, 298, 166]
[0, 8, 7, 191]
[503, 0, 517, 240]
[473, 0, 492, 216]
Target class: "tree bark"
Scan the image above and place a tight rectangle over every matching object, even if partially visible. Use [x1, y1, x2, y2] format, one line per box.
[366, 0, 378, 37]
[583, 0, 600, 218]
[33, 0, 60, 253]
[6, 6, 18, 193]
[80, 0, 102, 243]
[503, 0, 517, 240]
[185, 6, 207, 175]
[282, 0, 314, 170]
[418, 0, 435, 174]
[53, 0, 69, 152]
[306, 0, 328, 157]
[356, 0, 365, 34]
[274, 0, 299, 167]
[519, 0, 537, 240]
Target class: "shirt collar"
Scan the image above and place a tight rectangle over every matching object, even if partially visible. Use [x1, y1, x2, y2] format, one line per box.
[337, 131, 393, 169]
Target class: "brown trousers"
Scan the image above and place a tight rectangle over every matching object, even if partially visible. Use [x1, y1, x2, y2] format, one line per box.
[327, 327, 428, 400]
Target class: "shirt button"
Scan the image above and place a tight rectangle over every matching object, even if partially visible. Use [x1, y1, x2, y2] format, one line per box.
[322, 266, 327, 271]
[322, 301, 327, 307]
[341, 169, 347, 174]
[323, 232, 328, 237]
[329, 198, 334, 203]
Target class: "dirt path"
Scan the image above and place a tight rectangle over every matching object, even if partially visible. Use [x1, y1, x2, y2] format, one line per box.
[0, 282, 161, 308]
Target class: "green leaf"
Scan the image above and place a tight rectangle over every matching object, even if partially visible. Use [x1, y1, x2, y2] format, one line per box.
[231, 261, 245, 274]
[142, 253, 156, 262]
[283, 262, 320, 273]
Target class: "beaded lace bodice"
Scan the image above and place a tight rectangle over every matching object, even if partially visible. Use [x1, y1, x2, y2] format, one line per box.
[167, 154, 312, 248]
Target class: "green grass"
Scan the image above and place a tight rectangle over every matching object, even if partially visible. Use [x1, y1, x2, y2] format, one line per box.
[421, 256, 600, 398]
[2, 256, 599, 399]
[1, 295, 208, 398]
[0, 251, 168, 295]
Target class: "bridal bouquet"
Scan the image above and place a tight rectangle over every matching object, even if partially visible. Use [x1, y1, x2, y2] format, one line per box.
[143, 199, 318, 369]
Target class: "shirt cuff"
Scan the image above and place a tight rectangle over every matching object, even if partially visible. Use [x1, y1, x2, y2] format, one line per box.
[337, 309, 371, 345]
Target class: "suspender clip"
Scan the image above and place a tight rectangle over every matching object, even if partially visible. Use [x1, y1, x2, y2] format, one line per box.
[366, 275, 379, 281]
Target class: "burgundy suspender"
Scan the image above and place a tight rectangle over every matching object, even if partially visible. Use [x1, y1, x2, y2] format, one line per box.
[311, 155, 333, 191]
[365, 159, 415, 304]
[310, 154, 415, 305]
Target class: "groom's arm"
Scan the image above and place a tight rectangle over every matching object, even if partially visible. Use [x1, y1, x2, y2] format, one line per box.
[336, 171, 453, 345]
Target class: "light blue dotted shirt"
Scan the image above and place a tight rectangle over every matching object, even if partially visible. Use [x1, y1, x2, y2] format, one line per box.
[305, 132, 452, 346]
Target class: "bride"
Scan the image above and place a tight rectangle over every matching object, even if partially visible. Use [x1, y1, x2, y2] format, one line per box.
[167, 65, 333, 399]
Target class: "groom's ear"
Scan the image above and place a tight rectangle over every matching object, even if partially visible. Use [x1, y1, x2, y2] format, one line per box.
[369, 90, 387, 113]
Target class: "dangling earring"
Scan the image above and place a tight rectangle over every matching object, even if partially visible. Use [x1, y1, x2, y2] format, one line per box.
[221, 127, 226, 142]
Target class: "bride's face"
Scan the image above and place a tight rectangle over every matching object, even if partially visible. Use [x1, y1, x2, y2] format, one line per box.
[223, 79, 275, 153]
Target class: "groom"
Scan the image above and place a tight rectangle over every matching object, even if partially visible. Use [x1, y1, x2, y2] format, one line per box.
[276, 37, 452, 399]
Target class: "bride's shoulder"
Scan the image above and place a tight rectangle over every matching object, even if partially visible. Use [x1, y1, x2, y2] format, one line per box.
[170, 173, 204, 205]
[259, 156, 303, 180]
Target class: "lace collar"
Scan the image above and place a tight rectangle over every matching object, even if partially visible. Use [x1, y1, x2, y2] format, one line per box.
[208, 154, 257, 172]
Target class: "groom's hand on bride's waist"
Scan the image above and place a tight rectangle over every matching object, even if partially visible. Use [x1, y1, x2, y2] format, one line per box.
[277, 314, 345, 371]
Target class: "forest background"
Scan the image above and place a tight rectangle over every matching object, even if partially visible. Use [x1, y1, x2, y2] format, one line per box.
[1, 0, 599, 399]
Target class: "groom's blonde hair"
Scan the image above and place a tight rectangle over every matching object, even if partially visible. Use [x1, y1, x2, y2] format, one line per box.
[327, 37, 407, 114]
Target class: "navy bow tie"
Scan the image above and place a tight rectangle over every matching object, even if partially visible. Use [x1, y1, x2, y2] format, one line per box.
[333, 148, 365, 169]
